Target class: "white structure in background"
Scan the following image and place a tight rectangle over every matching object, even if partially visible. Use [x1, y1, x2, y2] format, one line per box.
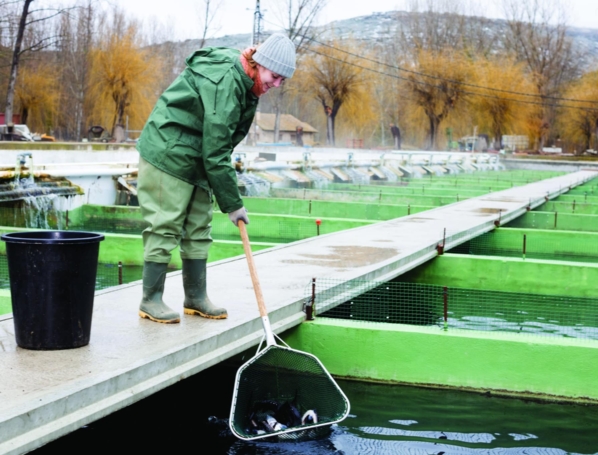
[251, 113, 318, 145]
[502, 135, 529, 152]
[0, 147, 504, 209]
[0, 149, 139, 209]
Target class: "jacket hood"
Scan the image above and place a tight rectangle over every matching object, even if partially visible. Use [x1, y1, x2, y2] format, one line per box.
[185, 47, 252, 88]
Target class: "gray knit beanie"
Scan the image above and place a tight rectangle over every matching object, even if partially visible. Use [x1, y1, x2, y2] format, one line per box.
[253, 34, 296, 79]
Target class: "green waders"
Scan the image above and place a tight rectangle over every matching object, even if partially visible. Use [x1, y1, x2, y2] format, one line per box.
[137, 157, 226, 322]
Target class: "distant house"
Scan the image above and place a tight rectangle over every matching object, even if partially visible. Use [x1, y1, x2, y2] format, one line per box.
[251, 113, 317, 145]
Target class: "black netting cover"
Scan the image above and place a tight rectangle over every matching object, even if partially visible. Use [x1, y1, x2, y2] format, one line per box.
[230, 344, 350, 441]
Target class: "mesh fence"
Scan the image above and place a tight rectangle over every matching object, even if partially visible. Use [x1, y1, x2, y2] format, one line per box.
[307, 278, 598, 341]
[0, 261, 146, 314]
[0, 255, 145, 292]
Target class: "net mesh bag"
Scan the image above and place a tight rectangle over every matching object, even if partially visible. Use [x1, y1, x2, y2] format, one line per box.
[230, 344, 350, 441]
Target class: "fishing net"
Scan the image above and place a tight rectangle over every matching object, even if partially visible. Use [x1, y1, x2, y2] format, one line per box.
[230, 344, 350, 441]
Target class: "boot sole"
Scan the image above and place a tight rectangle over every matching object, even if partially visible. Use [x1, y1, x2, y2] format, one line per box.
[139, 310, 180, 324]
[183, 308, 228, 319]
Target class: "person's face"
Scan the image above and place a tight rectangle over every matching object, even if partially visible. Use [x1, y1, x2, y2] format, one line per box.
[257, 65, 285, 93]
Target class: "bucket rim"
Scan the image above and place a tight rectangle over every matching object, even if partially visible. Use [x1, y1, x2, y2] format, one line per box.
[1, 230, 105, 244]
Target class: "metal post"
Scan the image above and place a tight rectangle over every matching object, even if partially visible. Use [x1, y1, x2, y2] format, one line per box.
[309, 200, 312, 215]
[316, 219, 321, 235]
[522, 234, 526, 260]
[437, 228, 446, 255]
[443, 286, 448, 331]
[554, 211, 558, 229]
[252, 0, 263, 46]
[250, 1, 263, 147]
[118, 261, 123, 285]
[306, 277, 316, 321]
[494, 209, 502, 228]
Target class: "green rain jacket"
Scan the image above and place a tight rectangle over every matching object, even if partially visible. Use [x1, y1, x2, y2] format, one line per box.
[136, 47, 258, 213]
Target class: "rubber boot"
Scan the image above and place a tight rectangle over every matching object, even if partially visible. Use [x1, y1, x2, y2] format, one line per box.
[182, 259, 228, 319]
[139, 262, 180, 323]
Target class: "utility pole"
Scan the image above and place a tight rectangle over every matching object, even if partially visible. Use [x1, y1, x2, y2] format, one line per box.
[252, 0, 263, 46]
[250, 0, 264, 146]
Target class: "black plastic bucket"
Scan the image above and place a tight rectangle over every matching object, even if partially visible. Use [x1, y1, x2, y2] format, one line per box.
[1, 231, 105, 350]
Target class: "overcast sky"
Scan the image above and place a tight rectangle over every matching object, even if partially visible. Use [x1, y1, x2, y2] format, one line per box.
[117, 0, 598, 42]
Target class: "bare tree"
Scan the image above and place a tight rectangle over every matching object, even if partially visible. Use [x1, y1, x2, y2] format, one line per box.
[56, 0, 94, 140]
[501, 0, 579, 150]
[387, 0, 499, 148]
[400, 0, 496, 57]
[402, 49, 471, 149]
[267, 0, 327, 142]
[300, 39, 365, 146]
[141, 16, 182, 95]
[196, 0, 223, 49]
[4, 0, 33, 125]
[558, 70, 598, 153]
[88, 8, 160, 137]
[4, 0, 72, 126]
[470, 57, 537, 148]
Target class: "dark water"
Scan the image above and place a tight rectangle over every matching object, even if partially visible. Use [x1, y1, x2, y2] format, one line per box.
[32, 362, 598, 454]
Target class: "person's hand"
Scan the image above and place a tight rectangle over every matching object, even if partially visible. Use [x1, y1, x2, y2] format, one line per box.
[228, 207, 249, 226]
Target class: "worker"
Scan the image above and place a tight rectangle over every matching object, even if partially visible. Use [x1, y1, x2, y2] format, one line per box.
[390, 123, 401, 150]
[136, 34, 296, 323]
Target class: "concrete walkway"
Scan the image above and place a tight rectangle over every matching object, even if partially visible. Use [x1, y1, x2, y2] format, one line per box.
[0, 170, 596, 454]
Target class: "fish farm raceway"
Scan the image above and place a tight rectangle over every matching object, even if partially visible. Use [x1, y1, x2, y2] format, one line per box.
[0, 145, 597, 454]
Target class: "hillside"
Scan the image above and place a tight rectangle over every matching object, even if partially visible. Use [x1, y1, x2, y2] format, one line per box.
[168, 10, 598, 69]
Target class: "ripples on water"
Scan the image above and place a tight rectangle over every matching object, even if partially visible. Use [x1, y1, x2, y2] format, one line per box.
[32, 362, 598, 455]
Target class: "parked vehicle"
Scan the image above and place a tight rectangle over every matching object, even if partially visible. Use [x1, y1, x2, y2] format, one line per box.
[0, 124, 34, 142]
[1, 132, 31, 141]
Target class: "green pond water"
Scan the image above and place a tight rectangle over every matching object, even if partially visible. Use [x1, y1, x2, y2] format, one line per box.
[30, 362, 598, 454]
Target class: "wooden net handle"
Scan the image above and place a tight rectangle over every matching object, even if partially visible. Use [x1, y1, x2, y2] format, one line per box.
[238, 220, 268, 318]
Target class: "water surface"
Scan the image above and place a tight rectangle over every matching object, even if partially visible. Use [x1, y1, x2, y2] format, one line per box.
[32, 363, 598, 454]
